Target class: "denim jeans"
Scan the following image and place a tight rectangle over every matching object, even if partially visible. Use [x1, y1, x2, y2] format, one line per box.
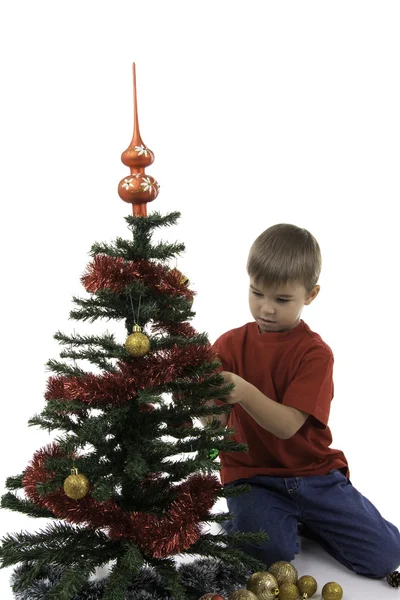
[222, 470, 400, 579]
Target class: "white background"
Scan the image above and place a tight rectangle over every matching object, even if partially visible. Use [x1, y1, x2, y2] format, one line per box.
[0, 2, 399, 598]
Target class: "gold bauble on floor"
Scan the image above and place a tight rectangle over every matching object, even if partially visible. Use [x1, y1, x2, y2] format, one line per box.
[247, 571, 279, 599]
[321, 581, 343, 600]
[278, 582, 299, 600]
[297, 575, 318, 598]
[268, 561, 298, 585]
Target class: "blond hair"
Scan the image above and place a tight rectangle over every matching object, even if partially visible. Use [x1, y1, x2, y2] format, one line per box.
[247, 224, 321, 291]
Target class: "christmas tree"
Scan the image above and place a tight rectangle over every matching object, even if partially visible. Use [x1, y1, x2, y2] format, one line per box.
[0, 65, 266, 600]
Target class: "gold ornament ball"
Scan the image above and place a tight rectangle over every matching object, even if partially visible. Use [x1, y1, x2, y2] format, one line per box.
[170, 267, 189, 287]
[297, 575, 317, 598]
[321, 582, 343, 600]
[247, 571, 279, 599]
[180, 273, 190, 286]
[63, 472, 90, 500]
[229, 590, 258, 600]
[125, 329, 150, 357]
[268, 561, 298, 585]
[278, 582, 299, 600]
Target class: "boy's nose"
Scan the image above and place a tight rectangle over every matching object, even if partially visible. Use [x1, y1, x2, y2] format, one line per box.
[261, 302, 275, 316]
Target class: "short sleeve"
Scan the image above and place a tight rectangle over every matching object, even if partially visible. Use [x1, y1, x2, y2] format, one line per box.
[212, 335, 233, 373]
[282, 347, 334, 428]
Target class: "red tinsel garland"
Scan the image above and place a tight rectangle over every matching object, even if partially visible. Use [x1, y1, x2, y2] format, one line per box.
[46, 342, 218, 407]
[81, 255, 194, 302]
[23, 443, 221, 558]
[152, 321, 198, 338]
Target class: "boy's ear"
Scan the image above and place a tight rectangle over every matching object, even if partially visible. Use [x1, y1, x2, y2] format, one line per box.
[304, 285, 320, 305]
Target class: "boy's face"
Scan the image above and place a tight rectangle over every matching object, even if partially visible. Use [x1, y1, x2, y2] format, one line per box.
[248, 277, 320, 333]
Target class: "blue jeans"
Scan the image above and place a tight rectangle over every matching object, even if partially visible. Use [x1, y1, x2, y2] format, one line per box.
[222, 470, 400, 578]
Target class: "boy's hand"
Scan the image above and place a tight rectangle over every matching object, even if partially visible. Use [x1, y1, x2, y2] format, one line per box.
[221, 371, 251, 404]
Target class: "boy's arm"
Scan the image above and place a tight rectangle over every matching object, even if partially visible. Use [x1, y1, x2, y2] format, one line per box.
[220, 348, 333, 438]
[221, 372, 308, 439]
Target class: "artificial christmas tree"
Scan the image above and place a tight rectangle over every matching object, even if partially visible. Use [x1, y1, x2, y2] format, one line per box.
[0, 65, 267, 600]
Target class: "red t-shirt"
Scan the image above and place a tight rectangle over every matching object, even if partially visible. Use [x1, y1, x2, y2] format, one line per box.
[213, 320, 349, 485]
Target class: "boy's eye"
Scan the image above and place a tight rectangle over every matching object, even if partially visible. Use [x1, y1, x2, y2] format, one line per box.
[251, 290, 263, 297]
[277, 298, 290, 303]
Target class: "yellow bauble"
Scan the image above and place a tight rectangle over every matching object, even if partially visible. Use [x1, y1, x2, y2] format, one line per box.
[180, 273, 189, 286]
[247, 572, 279, 599]
[268, 561, 298, 586]
[297, 575, 317, 599]
[170, 268, 189, 287]
[278, 582, 299, 600]
[125, 325, 150, 357]
[228, 590, 258, 600]
[321, 582, 343, 600]
[63, 469, 89, 500]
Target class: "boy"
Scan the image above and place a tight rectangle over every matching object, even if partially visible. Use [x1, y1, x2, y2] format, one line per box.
[201, 224, 400, 579]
